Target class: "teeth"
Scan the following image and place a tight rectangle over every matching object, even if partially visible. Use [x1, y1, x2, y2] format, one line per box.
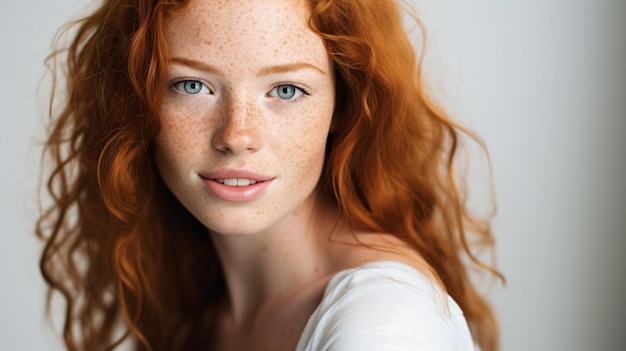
[216, 178, 258, 186]
[224, 178, 237, 186]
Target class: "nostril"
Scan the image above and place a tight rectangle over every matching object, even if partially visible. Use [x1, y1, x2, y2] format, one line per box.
[211, 121, 261, 155]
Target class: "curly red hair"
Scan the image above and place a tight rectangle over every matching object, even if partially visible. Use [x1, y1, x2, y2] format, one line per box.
[38, 0, 501, 350]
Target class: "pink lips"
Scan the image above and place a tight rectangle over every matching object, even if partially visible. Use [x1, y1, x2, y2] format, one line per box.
[200, 169, 273, 203]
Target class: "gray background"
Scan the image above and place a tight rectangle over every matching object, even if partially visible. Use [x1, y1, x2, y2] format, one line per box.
[1, 0, 624, 349]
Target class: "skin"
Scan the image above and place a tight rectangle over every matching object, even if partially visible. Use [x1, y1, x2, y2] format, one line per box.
[155, 0, 427, 349]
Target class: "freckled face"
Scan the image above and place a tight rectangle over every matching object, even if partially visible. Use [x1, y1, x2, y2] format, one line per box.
[155, 0, 335, 235]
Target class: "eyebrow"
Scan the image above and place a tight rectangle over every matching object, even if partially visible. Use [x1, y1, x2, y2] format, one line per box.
[169, 57, 224, 76]
[257, 62, 326, 76]
[168, 57, 326, 76]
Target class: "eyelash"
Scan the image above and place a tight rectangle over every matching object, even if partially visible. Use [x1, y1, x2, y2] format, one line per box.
[268, 82, 311, 103]
[168, 78, 312, 103]
[169, 78, 212, 96]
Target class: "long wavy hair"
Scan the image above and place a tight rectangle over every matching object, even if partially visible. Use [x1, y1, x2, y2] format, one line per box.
[38, 0, 501, 350]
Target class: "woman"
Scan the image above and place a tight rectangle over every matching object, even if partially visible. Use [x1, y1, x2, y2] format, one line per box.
[38, 0, 501, 350]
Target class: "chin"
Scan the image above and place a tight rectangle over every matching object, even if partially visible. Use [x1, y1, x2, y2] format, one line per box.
[202, 216, 276, 237]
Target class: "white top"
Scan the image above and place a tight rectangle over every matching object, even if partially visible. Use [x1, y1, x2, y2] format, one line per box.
[295, 261, 475, 350]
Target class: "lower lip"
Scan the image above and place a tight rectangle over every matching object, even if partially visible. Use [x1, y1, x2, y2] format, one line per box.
[202, 178, 272, 203]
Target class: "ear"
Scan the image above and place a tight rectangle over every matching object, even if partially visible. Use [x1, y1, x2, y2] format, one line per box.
[329, 94, 344, 134]
[329, 111, 339, 133]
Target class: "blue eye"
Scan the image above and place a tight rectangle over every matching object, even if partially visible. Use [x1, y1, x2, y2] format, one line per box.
[183, 81, 203, 94]
[269, 84, 307, 100]
[172, 80, 210, 95]
[277, 85, 296, 99]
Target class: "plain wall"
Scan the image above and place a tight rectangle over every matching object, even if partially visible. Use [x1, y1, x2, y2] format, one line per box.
[1, 0, 624, 350]
[427, 1, 626, 350]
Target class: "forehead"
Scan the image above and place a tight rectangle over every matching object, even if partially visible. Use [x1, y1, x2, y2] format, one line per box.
[165, 0, 328, 70]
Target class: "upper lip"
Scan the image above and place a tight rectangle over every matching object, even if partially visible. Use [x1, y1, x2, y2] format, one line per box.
[199, 169, 274, 182]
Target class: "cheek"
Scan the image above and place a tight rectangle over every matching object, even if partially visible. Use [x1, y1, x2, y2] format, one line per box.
[282, 102, 333, 180]
[154, 104, 202, 173]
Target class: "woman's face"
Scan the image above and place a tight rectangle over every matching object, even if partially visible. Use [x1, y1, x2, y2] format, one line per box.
[155, 0, 335, 235]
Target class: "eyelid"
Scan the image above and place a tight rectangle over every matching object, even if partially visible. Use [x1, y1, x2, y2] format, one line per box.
[267, 82, 311, 99]
[169, 77, 214, 95]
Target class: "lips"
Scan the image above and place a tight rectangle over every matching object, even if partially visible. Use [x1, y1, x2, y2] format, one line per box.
[216, 178, 258, 186]
[201, 169, 273, 182]
[200, 169, 274, 202]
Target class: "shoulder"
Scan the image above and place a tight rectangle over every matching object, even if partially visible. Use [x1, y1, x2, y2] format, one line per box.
[296, 261, 475, 351]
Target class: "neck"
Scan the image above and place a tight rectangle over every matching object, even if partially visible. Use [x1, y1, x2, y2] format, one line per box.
[209, 196, 340, 325]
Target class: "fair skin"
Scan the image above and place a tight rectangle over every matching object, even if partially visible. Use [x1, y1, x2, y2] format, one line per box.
[155, 0, 428, 349]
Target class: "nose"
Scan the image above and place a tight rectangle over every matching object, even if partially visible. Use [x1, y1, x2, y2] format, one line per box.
[211, 97, 263, 155]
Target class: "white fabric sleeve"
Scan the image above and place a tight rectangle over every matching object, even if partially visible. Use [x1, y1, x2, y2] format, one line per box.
[296, 261, 475, 351]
